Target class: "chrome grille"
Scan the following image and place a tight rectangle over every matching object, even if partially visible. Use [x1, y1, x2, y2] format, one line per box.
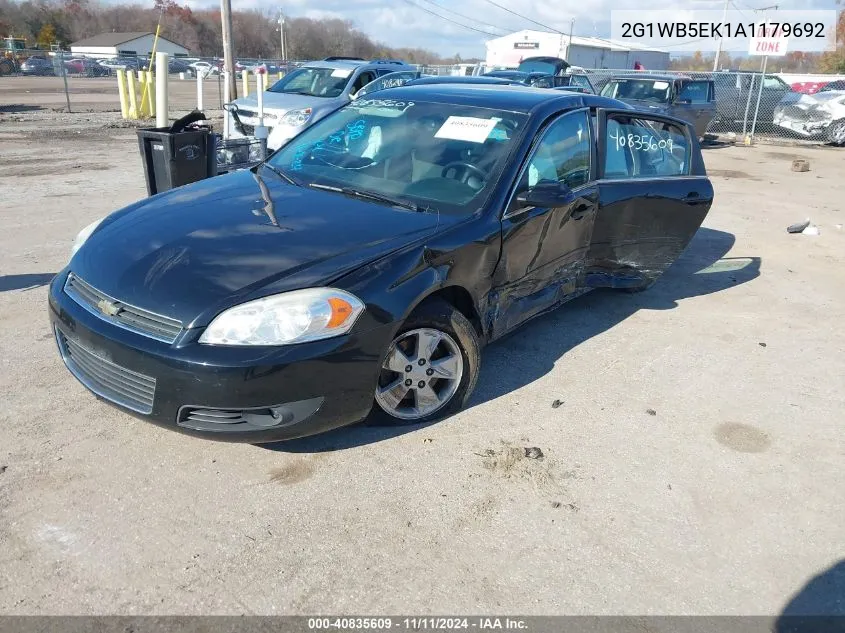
[64, 273, 182, 343]
[56, 329, 156, 414]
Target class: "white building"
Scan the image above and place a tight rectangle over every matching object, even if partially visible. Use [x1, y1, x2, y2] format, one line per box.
[485, 30, 669, 71]
[70, 32, 189, 59]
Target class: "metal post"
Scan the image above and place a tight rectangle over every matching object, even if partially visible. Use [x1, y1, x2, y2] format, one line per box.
[156, 52, 168, 127]
[242, 69, 249, 97]
[256, 70, 268, 160]
[59, 51, 72, 113]
[742, 73, 755, 137]
[221, 0, 238, 100]
[196, 70, 204, 111]
[713, 0, 729, 71]
[750, 54, 768, 139]
[222, 71, 231, 140]
[127, 70, 139, 119]
[116, 69, 129, 119]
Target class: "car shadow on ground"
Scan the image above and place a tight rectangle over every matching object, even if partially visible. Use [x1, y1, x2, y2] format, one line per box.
[0, 104, 43, 113]
[264, 228, 760, 453]
[775, 559, 845, 633]
[0, 273, 55, 292]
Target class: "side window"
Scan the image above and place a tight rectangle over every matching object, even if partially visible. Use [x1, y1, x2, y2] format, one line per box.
[678, 81, 711, 104]
[523, 110, 591, 190]
[603, 114, 690, 179]
[351, 71, 376, 93]
[763, 75, 786, 90]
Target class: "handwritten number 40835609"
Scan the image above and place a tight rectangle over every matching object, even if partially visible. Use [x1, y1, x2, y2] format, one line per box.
[609, 130, 673, 153]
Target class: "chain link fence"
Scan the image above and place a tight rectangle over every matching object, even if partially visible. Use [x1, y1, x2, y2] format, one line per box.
[3, 50, 842, 144]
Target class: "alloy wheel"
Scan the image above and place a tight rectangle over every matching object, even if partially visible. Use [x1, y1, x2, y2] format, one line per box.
[375, 327, 464, 421]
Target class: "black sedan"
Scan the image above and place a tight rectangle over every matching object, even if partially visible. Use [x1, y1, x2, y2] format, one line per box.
[49, 85, 713, 442]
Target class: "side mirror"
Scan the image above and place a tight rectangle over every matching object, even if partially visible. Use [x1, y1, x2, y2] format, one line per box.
[515, 179, 572, 209]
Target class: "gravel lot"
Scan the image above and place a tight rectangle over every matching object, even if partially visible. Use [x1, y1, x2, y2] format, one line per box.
[0, 110, 843, 616]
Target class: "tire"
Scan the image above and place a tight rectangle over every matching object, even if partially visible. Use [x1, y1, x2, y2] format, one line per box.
[370, 298, 481, 426]
[827, 119, 845, 147]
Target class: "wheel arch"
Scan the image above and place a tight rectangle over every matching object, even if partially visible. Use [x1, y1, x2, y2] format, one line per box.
[405, 284, 485, 342]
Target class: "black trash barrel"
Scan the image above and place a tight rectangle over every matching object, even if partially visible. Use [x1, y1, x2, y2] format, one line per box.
[136, 126, 217, 196]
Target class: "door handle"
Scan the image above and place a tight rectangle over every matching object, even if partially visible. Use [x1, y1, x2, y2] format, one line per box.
[683, 191, 702, 205]
[570, 202, 592, 220]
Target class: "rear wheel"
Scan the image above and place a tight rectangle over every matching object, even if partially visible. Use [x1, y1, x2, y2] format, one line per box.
[371, 299, 480, 425]
[827, 119, 845, 146]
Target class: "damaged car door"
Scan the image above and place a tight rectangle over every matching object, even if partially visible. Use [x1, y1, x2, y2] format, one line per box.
[492, 108, 598, 337]
[585, 110, 713, 290]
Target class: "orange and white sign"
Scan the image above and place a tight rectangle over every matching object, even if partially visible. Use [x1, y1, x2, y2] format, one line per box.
[749, 23, 789, 56]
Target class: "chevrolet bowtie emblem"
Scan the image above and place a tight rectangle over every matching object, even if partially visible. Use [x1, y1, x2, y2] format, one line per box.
[96, 298, 120, 317]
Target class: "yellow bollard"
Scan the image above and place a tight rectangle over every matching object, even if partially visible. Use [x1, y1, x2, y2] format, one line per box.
[277, 71, 283, 81]
[116, 69, 129, 119]
[242, 69, 249, 98]
[146, 70, 156, 119]
[138, 71, 149, 118]
[127, 70, 139, 119]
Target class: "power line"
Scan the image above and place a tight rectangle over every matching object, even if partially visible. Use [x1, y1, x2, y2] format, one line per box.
[401, 0, 503, 37]
[476, 0, 563, 34]
[418, 0, 510, 34]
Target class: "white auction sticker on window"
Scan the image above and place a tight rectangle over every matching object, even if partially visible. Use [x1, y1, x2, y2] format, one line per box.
[434, 116, 498, 143]
[653, 81, 669, 89]
[331, 68, 352, 78]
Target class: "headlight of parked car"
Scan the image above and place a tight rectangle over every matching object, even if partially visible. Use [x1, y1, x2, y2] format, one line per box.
[71, 217, 105, 256]
[199, 288, 364, 346]
[279, 108, 313, 127]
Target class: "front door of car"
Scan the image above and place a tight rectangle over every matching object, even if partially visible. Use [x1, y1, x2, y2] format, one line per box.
[491, 108, 598, 338]
[585, 109, 713, 290]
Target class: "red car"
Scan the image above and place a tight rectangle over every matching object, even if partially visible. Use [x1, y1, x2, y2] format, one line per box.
[791, 81, 828, 94]
[63, 57, 109, 77]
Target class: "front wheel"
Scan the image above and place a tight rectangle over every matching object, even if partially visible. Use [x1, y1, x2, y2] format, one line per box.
[827, 119, 845, 146]
[371, 299, 480, 425]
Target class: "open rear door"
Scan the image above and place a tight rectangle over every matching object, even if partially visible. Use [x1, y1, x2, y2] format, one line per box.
[584, 108, 713, 290]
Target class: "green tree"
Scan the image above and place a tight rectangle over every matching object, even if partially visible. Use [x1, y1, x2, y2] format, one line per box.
[36, 23, 57, 48]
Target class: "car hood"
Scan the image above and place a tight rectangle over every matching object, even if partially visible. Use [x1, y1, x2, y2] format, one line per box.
[71, 167, 442, 327]
[232, 92, 337, 115]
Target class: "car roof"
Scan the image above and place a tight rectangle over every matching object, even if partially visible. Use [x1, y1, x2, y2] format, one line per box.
[610, 74, 692, 81]
[408, 76, 518, 86]
[302, 59, 412, 71]
[365, 83, 628, 114]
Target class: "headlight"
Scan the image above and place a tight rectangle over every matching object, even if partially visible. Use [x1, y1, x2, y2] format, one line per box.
[279, 108, 313, 127]
[71, 217, 105, 257]
[199, 288, 364, 346]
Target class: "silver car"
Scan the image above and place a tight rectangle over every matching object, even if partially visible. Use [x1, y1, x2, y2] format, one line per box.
[225, 57, 415, 150]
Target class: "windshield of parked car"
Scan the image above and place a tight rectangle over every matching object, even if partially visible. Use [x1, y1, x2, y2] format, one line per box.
[267, 98, 528, 216]
[518, 59, 563, 75]
[601, 78, 672, 103]
[267, 66, 353, 98]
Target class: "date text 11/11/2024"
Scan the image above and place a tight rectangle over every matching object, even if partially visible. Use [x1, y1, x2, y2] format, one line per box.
[307, 617, 529, 630]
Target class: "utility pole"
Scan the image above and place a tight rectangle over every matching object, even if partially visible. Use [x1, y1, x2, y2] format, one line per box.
[568, 19, 574, 59]
[713, 0, 729, 71]
[278, 10, 287, 62]
[220, 0, 237, 101]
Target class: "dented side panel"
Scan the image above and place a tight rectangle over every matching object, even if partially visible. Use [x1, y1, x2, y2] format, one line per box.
[586, 177, 713, 288]
[490, 186, 599, 340]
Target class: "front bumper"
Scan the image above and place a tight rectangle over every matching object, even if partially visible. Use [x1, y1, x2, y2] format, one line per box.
[48, 271, 391, 443]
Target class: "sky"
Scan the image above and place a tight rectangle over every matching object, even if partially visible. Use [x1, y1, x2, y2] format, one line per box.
[182, 0, 840, 57]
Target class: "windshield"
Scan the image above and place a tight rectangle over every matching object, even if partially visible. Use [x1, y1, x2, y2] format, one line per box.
[601, 79, 672, 103]
[267, 66, 353, 98]
[518, 59, 564, 75]
[268, 98, 528, 216]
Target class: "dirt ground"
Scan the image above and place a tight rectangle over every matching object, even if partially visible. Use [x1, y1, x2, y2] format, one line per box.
[0, 110, 843, 616]
[0, 75, 230, 114]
